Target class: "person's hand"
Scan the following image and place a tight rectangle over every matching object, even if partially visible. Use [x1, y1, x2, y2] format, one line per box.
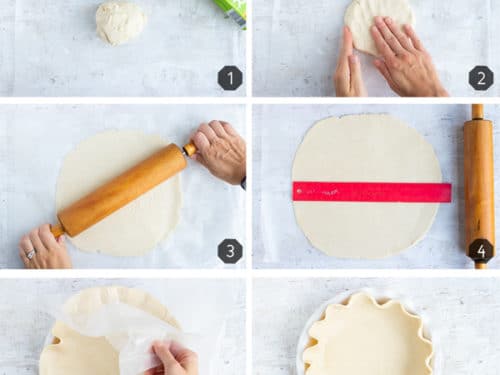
[18, 224, 72, 269]
[190, 121, 246, 185]
[371, 16, 448, 97]
[334, 26, 367, 97]
[145, 341, 199, 375]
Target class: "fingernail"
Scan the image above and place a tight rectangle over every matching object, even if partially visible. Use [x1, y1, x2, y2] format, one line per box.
[348, 55, 358, 64]
[374, 16, 383, 24]
[385, 17, 392, 24]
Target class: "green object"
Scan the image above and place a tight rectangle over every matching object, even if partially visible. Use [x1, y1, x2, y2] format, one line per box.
[213, 0, 247, 29]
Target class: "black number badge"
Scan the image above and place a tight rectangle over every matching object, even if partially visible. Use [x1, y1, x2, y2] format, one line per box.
[218, 239, 243, 264]
[218, 66, 243, 91]
[469, 66, 494, 91]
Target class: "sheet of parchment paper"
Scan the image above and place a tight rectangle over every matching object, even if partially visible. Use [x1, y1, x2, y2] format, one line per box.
[253, 277, 500, 375]
[253, 104, 500, 269]
[254, 0, 496, 97]
[0, 278, 245, 374]
[1, 0, 245, 96]
[0, 104, 246, 269]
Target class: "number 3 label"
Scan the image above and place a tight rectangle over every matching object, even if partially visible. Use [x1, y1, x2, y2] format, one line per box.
[218, 239, 243, 264]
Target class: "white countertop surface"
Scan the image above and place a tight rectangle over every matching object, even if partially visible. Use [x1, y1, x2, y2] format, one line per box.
[0, 0, 246, 96]
[0, 104, 246, 269]
[0, 278, 245, 374]
[254, 0, 498, 97]
[253, 277, 500, 375]
[253, 104, 500, 269]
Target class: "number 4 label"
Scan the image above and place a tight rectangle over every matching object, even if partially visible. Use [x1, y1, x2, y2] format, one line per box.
[477, 244, 486, 258]
[469, 239, 494, 261]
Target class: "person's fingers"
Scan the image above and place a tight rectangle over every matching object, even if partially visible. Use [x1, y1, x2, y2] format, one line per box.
[339, 25, 354, 61]
[374, 16, 404, 54]
[18, 247, 31, 268]
[19, 235, 36, 269]
[19, 235, 34, 253]
[144, 366, 164, 375]
[370, 24, 396, 59]
[29, 228, 47, 254]
[39, 224, 59, 251]
[169, 341, 199, 372]
[191, 153, 209, 169]
[57, 235, 66, 246]
[28, 228, 48, 268]
[384, 17, 414, 51]
[337, 26, 353, 72]
[169, 341, 197, 358]
[153, 341, 179, 370]
[373, 59, 400, 93]
[403, 24, 425, 52]
[208, 120, 228, 138]
[334, 27, 353, 95]
[219, 121, 238, 136]
[198, 123, 217, 142]
[191, 131, 211, 154]
[348, 55, 363, 90]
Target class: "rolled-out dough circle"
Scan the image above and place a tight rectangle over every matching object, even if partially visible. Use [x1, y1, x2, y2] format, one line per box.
[96, 1, 148, 46]
[302, 293, 433, 375]
[292, 114, 442, 259]
[39, 286, 180, 375]
[345, 0, 416, 56]
[56, 130, 182, 256]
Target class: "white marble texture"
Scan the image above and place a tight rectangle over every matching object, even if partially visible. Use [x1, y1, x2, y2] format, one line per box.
[254, 0, 496, 97]
[253, 104, 500, 269]
[0, 0, 246, 96]
[0, 104, 246, 269]
[253, 277, 500, 375]
[0, 278, 246, 374]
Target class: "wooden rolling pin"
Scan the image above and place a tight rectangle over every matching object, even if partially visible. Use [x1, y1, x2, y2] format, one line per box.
[50, 142, 197, 238]
[464, 104, 496, 269]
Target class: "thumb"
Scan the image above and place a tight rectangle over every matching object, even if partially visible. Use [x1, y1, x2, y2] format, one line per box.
[153, 342, 180, 371]
[348, 55, 364, 92]
[191, 153, 209, 169]
[57, 235, 66, 245]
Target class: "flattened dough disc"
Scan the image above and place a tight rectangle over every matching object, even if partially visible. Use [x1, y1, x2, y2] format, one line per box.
[292, 114, 442, 259]
[39, 286, 180, 375]
[303, 293, 433, 375]
[345, 0, 416, 56]
[56, 130, 182, 256]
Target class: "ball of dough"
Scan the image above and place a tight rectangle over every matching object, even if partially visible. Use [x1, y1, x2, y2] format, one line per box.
[345, 0, 416, 56]
[96, 1, 148, 46]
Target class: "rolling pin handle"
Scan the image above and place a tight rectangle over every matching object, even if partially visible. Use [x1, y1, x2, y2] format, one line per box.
[183, 142, 197, 157]
[475, 262, 488, 270]
[472, 104, 484, 120]
[50, 223, 65, 238]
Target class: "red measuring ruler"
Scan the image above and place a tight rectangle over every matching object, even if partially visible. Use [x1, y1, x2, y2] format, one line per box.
[292, 182, 452, 203]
